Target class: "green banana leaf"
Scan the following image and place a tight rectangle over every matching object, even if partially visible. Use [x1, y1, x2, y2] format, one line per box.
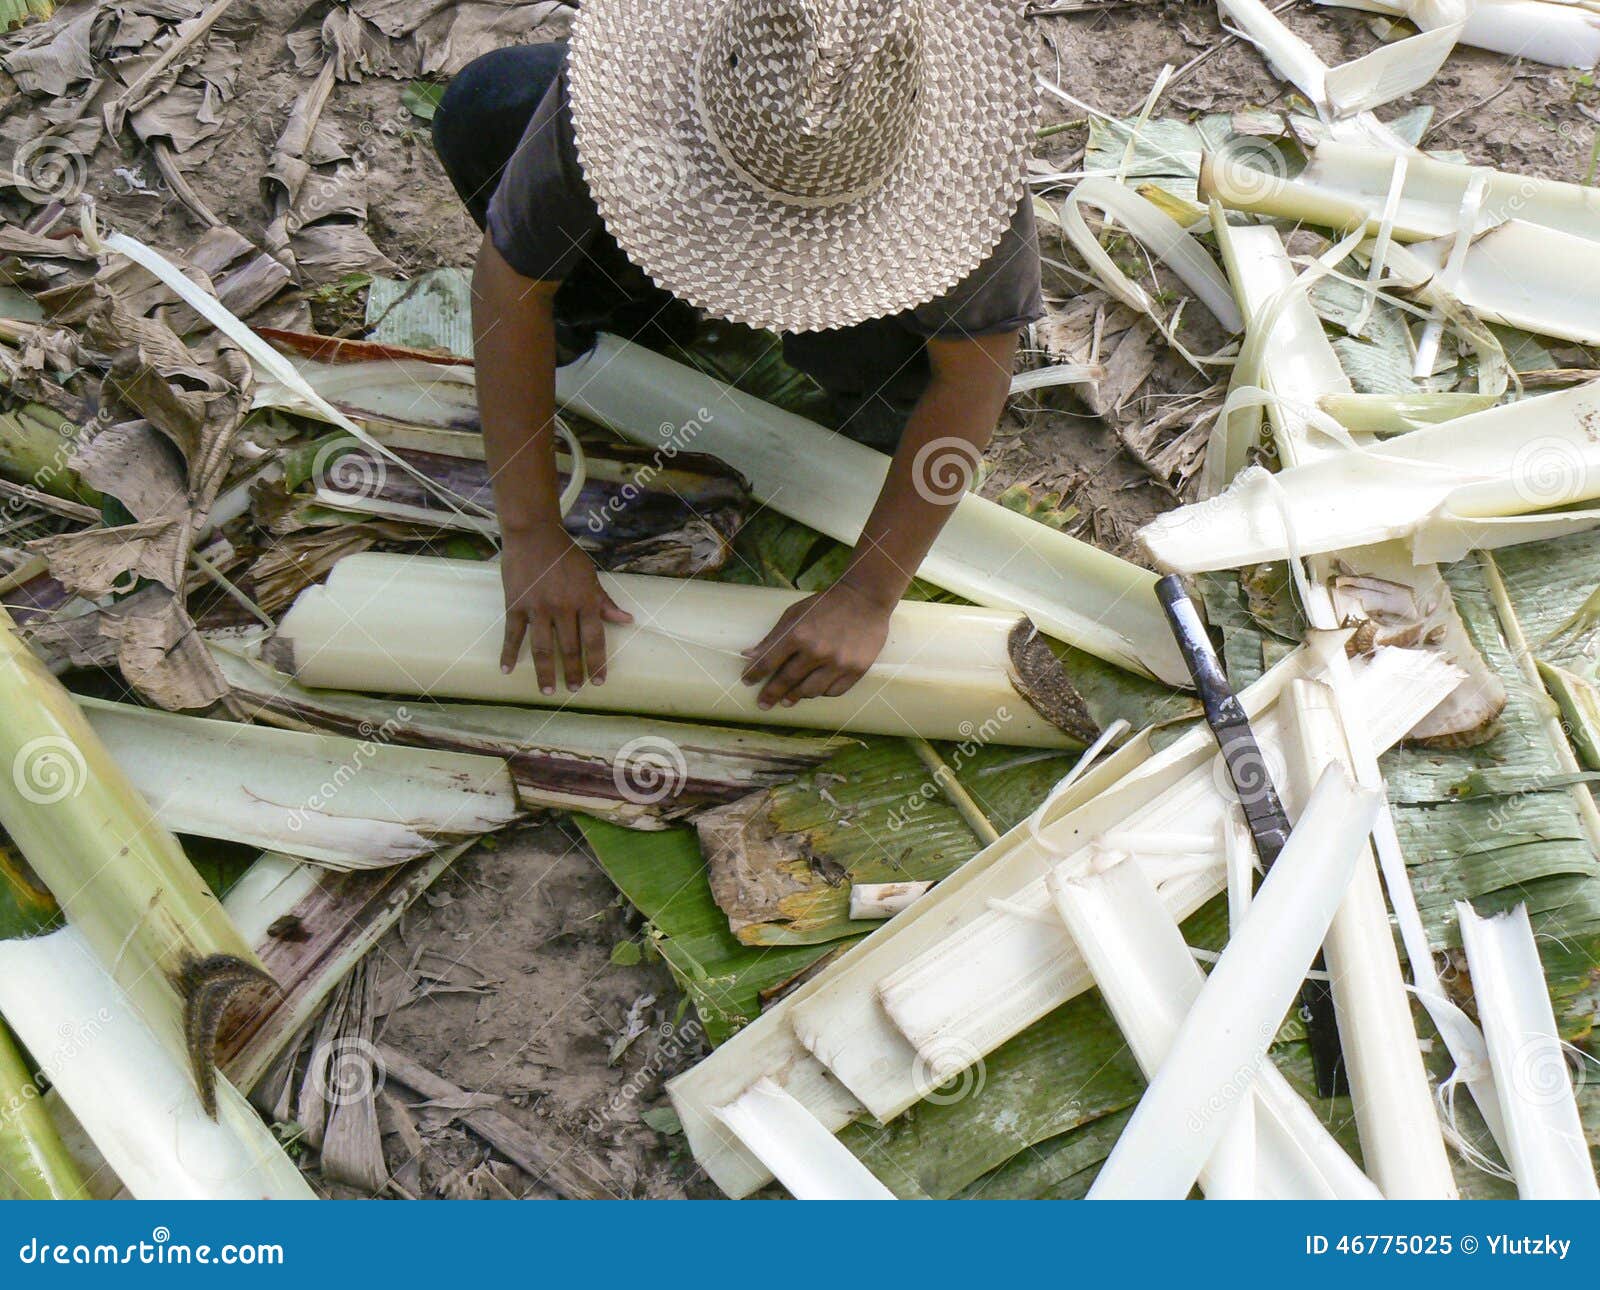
[1081, 112, 1244, 204]
[1383, 557, 1600, 946]
[1494, 529, 1600, 776]
[958, 1109, 1131, 1200]
[702, 736, 987, 947]
[1199, 569, 1267, 690]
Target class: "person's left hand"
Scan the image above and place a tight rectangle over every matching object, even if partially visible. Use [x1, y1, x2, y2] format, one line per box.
[741, 579, 894, 709]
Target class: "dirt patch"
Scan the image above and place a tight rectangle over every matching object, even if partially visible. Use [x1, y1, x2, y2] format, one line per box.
[357, 820, 718, 1199]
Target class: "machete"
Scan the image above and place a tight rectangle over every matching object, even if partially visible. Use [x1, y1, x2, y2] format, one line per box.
[1156, 573, 1348, 1099]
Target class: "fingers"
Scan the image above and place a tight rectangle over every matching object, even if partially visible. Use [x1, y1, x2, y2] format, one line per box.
[555, 611, 584, 692]
[518, 607, 614, 692]
[792, 666, 844, 701]
[824, 671, 860, 698]
[580, 609, 609, 685]
[530, 615, 558, 696]
[774, 662, 865, 707]
[500, 536, 620, 693]
[742, 602, 866, 707]
[742, 601, 818, 686]
[500, 610, 529, 675]
[511, 602, 615, 694]
[740, 620, 794, 686]
[758, 653, 822, 710]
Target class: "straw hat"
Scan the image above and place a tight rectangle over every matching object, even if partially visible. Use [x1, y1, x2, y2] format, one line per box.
[567, 0, 1035, 333]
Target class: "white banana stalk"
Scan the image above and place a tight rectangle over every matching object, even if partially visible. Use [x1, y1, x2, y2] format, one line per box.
[1382, 223, 1600, 346]
[1140, 381, 1600, 572]
[1201, 140, 1600, 243]
[1048, 852, 1380, 1199]
[1312, 0, 1600, 68]
[1086, 767, 1380, 1199]
[1215, 0, 1461, 118]
[0, 927, 313, 1200]
[1211, 218, 1503, 745]
[79, 697, 521, 870]
[1457, 902, 1600, 1199]
[1282, 678, 1458, 1198]
[269, 554, 1096, 748]
[713, 1078, 894, 1201]
[0, 609, 266, 1112]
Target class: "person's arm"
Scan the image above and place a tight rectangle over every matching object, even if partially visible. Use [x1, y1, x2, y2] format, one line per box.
[741, 330, 1019, 708]
[472, 233, 631, 693]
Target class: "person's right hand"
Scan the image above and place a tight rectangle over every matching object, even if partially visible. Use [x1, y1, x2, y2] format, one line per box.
[499, 524, 633, 693]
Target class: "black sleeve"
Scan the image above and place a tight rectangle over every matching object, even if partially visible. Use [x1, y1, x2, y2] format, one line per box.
[903, 194, 1045, 338]
[485, 70, 606, 282]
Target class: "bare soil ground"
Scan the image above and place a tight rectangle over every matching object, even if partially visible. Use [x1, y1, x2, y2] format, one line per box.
[39, 0, 1600, 1197]
[360, 820, 713, 1199]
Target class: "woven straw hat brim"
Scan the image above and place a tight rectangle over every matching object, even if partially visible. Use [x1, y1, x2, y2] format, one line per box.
[568, 0, 1035, 334]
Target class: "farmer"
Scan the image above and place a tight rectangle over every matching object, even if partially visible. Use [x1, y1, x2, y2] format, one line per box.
[433, 0, 1039, 709]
